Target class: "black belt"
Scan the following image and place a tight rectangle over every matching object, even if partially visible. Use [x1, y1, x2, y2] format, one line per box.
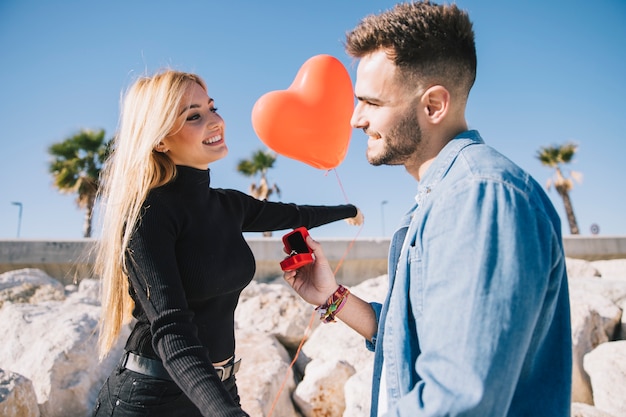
[121, 351, 241, 382]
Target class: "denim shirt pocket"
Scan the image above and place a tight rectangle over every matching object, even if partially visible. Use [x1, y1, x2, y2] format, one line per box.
[407, 245, 424, 316]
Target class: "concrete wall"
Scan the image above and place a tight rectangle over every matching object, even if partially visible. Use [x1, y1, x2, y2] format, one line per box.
[562, 235, 626, 261]
[1, 236, 625, 286]
[0, 240, 93, 285]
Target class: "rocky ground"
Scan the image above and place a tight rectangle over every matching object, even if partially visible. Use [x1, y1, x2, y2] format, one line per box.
[1, 258, 625, 417]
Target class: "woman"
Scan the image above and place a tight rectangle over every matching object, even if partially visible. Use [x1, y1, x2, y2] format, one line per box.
[92, 69, 362, 417]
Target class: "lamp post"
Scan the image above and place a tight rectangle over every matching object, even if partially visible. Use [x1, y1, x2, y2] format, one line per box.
[380, 200, 388, 237]
[11, 202, 23, 238]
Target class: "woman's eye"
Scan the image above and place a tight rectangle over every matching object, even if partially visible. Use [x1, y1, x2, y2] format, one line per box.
[187, 113, 201, 121]
[210, 107, 219, 113]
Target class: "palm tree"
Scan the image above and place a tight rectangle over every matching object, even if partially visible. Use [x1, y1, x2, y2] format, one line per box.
[48, 128, 112, 238]
[237, 149, 280, 236]
[535, 142, 582, 235]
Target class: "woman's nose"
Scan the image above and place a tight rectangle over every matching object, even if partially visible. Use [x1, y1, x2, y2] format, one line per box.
[208, 112, 224, 128]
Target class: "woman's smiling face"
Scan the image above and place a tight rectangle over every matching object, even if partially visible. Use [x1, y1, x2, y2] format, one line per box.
[160, 81, 227, 169]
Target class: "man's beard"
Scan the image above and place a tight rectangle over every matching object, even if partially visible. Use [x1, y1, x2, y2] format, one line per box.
[367, 110, 422, 166]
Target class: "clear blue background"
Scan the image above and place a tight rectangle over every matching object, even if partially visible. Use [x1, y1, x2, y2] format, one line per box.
[1, 0, 624, 239]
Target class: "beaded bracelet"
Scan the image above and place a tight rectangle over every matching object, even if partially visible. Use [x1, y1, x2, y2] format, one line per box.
[315, 285, 350, 323]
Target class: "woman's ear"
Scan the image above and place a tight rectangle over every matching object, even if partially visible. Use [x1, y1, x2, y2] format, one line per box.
[421, 85, 450, 124]
[154, 142, 168, 153]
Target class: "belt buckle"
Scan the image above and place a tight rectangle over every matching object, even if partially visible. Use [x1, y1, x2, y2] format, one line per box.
[214, 366, 225, 380]
[214, 359, 241, 381]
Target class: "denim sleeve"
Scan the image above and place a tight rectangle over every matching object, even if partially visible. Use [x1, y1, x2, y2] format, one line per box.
[388, 179, 558, 416]
[365, 302, 383, 351]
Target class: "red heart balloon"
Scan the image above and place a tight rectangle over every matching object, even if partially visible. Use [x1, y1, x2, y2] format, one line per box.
[251, 55, 354, 170]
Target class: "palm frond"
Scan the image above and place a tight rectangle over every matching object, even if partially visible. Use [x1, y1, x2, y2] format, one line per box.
[47, 128, 111, 237]
[570, 170, 583, 184]
[536, 140, 581, 234]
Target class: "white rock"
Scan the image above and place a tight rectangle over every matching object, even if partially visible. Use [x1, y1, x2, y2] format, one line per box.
[235, 330, 299, 417]
[567, 258, 601, 279]
[0, 268, 65, 307]
[293, 359, 355, 417]
[569, 279, 623, 404]
[572, 277, 626, 340]
[584, 341, 626, 417]
[0, 297, 128, 417]
[292, 276, 384, 415]
[343, 366, 372, 417]
[65, 278, 100, 305]
[571, 402, 618, 417]
[236, 280, 320, 350]
[347, 275, 389, 304]
[591, 260, 626, 280]
[3, 259, 626, 416]
[571, 277, 626, 306]
[0, 269, 64, 292]
[64, 284, 78, 294]
[300, 276, 386, 374]
[617, 298, 626, 341]
[302, 319, 369, 371]
[0, 369, 40, 417]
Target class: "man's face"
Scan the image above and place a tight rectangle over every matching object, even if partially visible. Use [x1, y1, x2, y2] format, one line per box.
[351, 50, 423, 167]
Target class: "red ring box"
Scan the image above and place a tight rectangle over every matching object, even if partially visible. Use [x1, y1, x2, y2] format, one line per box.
[280, 227, 314, 271]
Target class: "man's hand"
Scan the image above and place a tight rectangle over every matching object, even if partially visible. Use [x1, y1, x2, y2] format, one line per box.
[283, 236, 338, 306]
[284, 234, 378, 341]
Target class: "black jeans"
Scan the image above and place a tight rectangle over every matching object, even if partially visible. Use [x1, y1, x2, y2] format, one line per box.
[92, 359, 241, 417]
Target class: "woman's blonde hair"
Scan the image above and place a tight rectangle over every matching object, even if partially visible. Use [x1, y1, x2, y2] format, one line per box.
[95, 69, 207, 358]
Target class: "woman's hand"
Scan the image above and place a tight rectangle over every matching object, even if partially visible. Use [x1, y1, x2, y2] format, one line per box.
[345, 207, 364, 226]
[283, 236, 338, 306]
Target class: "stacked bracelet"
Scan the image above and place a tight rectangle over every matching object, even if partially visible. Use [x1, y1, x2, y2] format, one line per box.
[315, 285, 350, 323]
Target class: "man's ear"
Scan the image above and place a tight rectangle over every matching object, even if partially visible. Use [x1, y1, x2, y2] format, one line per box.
[155, 141, 168, 153]
[421, 85, 450, 124]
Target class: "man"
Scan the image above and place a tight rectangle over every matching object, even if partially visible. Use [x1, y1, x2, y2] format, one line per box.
[284, 1, 572, 416]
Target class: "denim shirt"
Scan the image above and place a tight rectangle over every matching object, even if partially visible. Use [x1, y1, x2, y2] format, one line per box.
[367, 131, 572, 416]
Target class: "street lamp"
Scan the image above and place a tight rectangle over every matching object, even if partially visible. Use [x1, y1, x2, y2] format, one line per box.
[380, 200, 388, 237]
[11, 202, 22, 238]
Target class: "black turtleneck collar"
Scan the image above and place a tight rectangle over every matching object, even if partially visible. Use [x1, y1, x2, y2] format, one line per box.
[174, 165, 210, 188]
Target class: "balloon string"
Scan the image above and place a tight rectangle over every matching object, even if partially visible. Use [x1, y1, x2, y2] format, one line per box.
[267, 308, 316, 417]
[267, 225, 362, 417]
[267, 168, 362, 417]
[330, 166, 364, 275]
[332, 168, 351, 203]
[333, 222, 363, 275]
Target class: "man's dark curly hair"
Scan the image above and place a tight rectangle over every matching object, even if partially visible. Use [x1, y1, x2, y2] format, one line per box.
[345, 1, 477, 99]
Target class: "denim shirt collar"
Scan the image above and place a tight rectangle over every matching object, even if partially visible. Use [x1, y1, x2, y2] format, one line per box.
[394, 130, 484, 250]
[414, 130, 484, 206]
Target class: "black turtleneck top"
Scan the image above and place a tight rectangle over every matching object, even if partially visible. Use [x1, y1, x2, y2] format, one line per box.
[124, 165, 357, 416]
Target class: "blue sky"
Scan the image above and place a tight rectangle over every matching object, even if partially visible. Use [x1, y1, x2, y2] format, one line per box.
[1, 0, 625, 240]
